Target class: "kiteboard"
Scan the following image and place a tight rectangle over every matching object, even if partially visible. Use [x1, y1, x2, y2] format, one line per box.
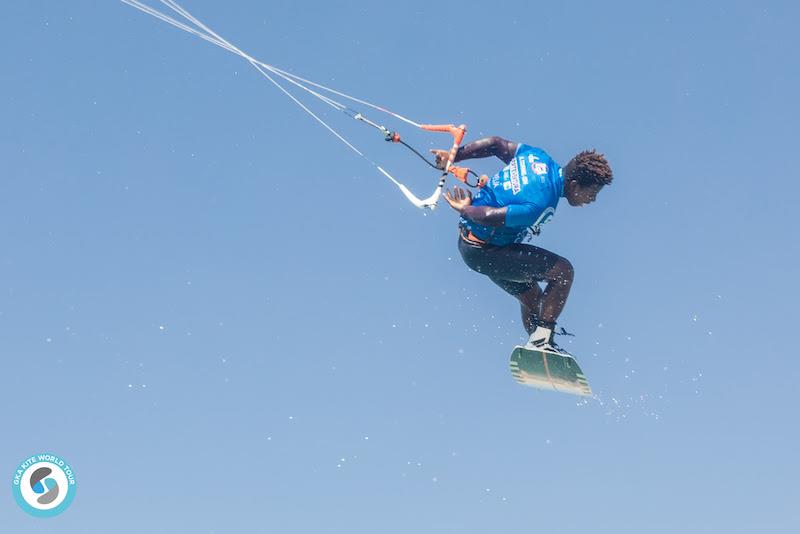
[509, 346, 592, 397]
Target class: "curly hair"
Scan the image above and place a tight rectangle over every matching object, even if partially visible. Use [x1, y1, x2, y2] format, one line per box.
[565, 150, 613, 187]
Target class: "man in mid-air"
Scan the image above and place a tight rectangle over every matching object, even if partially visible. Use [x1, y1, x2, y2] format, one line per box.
[432, 138, 613, 355]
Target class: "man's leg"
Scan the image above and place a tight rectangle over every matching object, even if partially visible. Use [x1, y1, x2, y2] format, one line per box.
[481, 245, 575, 350]
[537, 258, 574, 328]
[517, 284, 543, 335]
[458, 237, 574, 333]
[486, 277, 541, 333]
[515, 257, 573, 336]
[482, 245, 574, 330]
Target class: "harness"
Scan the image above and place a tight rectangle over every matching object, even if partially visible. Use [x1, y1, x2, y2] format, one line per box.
[459, 226, 489, 246]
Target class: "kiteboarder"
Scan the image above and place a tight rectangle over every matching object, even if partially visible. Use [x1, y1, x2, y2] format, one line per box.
[434, 137, 613, 355]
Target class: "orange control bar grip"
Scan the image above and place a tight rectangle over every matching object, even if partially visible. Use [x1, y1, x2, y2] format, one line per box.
[448, 165, 470, 183]
[449, 166, 489, 188]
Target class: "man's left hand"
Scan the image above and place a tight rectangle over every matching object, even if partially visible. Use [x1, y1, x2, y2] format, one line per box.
[444, 186, 472, 213]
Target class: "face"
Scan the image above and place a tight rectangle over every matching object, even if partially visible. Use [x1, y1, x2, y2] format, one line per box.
[565, 180, 603, 207]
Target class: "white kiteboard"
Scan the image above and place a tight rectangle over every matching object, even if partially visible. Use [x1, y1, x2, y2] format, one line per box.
[509, 346, 592, 397]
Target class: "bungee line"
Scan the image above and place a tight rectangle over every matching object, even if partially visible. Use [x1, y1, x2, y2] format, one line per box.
[120, 0, 466, 208]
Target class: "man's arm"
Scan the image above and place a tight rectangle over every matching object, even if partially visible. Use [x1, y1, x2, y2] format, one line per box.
[460, 205, 507, 227]
[455, 136, 518, 165]
[444, 187, 507, 227]
[444, 187, 542, 228]
[432, 136, 518, 168]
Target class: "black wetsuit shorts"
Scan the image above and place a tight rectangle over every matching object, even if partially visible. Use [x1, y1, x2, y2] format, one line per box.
[457, 232, 564, 297]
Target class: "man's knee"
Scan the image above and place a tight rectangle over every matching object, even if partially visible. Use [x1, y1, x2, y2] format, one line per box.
[549, 257, 574, 286]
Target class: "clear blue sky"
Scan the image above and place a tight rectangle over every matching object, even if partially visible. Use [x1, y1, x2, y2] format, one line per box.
[2, 1, 798, 532]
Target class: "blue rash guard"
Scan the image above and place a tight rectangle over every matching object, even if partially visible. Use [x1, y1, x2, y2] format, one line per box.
[459, 144, 565, 246]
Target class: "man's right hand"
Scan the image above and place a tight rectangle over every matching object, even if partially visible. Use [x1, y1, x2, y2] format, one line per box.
[430, 149, 450, 170]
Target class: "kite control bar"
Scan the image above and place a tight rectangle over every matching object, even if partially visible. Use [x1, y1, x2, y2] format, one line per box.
[420, 123, 466, 173]
[384, 123, 464, 172]
[414, 123, 466, 209]
[381, 123, 485, 207]
[385, 124, 487, 190]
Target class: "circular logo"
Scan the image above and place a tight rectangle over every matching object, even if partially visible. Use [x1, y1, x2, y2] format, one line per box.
[11, 453, 77, 517]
